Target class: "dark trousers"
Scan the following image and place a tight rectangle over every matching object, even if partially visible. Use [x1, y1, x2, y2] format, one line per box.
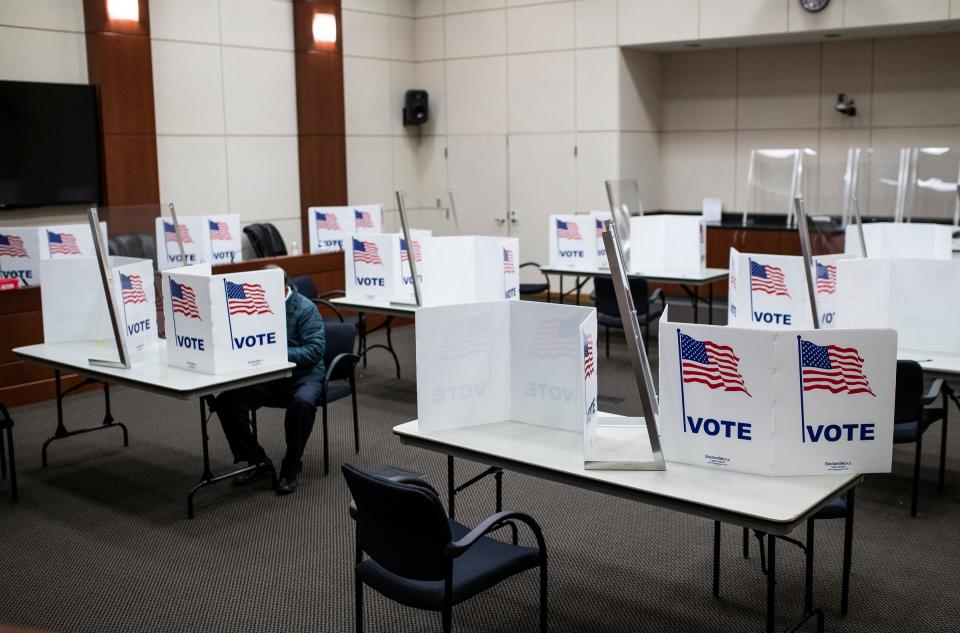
[215, 368, 325, 478]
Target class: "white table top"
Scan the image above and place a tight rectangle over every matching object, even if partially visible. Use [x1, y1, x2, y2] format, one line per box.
[541, 266, 729, 284]
[898, 349, 960, 377]
[15, 341, 295, 399]
[394, 417, 860, 535]
[330, 297, 419, 317]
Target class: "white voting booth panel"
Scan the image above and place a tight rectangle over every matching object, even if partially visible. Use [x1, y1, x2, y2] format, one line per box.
[835, 258, 960, 354]
[590, 211, 612, 269]
[1, 223, 107, 287]
[548, 214, 601, 269]
[844, 222, 953, 259]
[728, 248, 845, 329]
[308, 204, 384, 254]
[156, 216, 211, 270]
[390, 230, 433, 304]
[205, 214, 242, 265]
[659, 313, 896, 475]
[346, 235, 520, 305]
[628, 215, 705, 274]
[40, 256, 158, 359]
[416, 301, 597, 434]
[161, 264, 287, 374]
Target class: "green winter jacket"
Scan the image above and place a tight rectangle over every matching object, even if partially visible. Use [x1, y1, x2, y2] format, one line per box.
[285, 285, 326, 375]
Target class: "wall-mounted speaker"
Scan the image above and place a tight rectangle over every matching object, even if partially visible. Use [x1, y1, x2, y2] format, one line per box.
[403, 89, 429, 126]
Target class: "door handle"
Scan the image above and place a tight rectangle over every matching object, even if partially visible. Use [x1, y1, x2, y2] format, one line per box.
[509, 209, 518, 225]
[494, 218, 506, 226]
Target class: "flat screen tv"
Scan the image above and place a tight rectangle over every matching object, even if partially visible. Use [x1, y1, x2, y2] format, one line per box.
[0, 80, 101, 209]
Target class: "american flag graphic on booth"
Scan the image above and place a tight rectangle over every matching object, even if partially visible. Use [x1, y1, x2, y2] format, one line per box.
[47, 231, 81, 255]
[815, 262, 836, 294]
[595, 219, 604, 238]
[353, 238, 382, 265]
[315, 212, 341, 231]
[169, 278, 201, 319]
[556, 219, 582, 241]
[799, 339, 875, 396]
[225, 280, 272, 316]
[208, 220, 233, 241]
[529, 319, 577, 359]
[0, 233, 28, 258]
[400, 238, 421, 262]
[355, 209, 374, 229]
[164, 221, 193, 244]
[679, 332, 751, 396]
[120, 273, 147, 305]
[583, 334, 595, 380]
[503, 248, 515, 273]
[749, 259, 789, 296]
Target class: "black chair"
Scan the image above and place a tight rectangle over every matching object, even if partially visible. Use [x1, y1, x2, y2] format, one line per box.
[251, 322, 360, 476]
[243, 223, 288, 258]
[593, 276, 665, 355]
[519, 262, 551, 302]
[342, 464, 548, 633]
[0, 403, 18, 502]
[107, 233, 157, 267]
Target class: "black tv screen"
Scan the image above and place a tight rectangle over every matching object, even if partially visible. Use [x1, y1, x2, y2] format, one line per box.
[0, 80, 101, 209]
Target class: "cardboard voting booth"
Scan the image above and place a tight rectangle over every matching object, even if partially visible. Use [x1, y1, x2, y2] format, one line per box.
[161, 264, 287, 374]
[346, 235, 520, 306]
[658, 313, 896, 475]
[308, 204, 384, 254]
[727, 248, 845, 329]
[1, 223, 107, 287]
[205, 214, 242, 265]
[155, 214, 242, 270]
[835, 258, 960, 354]
[590, 211, 612, 269]
[844, 222, 953, 259]
[628, 214, 705, 274]
[548, 214, 601, 269]
[416, 301, 597, 434]
[40, 256, 158, 358]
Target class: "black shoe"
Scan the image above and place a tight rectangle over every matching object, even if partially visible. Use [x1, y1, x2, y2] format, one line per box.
[234, 461, 271, 486]
[276, 475, 298, 496]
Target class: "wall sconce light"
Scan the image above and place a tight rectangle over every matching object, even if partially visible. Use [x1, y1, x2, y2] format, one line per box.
[312, 12, 337, 44]
[107, 0, 139, 21]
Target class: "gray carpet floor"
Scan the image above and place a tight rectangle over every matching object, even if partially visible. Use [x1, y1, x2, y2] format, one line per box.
[1, 306, 959, 633]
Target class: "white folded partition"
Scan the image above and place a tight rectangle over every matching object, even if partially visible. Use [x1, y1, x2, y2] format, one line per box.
[40, 256, 158, 360]
[345, 234, 520, 306]
[628, 214, 705, 274]
[160, 264, 287, 374]
[728, 248, 845, 329]
[1, 223, 108, 287]
[835, 258, 960, 354]
[548, 214, 602, 269]
[308, 204, 384, 254]
[417, 301, 597, 433]
[844, 222, 953, 259]
[155, 214, 242, 270]
[658, 313, 896, 476]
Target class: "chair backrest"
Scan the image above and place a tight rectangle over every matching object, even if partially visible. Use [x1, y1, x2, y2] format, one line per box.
[593, 276, 650, 318]
[291, 275, 317, 300]
[894, 360, 924, 424]
[324, 322, 356, 379]
[263, 223, 288, 256]
[342, 463, 452, 581]
[243, 223, 287, 258]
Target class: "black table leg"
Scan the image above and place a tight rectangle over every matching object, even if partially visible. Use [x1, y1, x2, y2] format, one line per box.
[186, 397, 276, 519]
[841, 487, 856, 616]
[559, 274, 564, 305]
[804, 520, 815, 614]
[358, 315, 402, 379]
[766, 532, 776, 633]
[447, 455, 455, 519]
[713, 520, 721, 596]
[42, 370, 129, 467]
[709, 282, 714, 325]
[693, 285, 700, 323]
[575, 276, 581, 305]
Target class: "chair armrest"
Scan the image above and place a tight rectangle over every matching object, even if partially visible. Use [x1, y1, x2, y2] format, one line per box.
[0, 402, 11, 427]
[446, 511, 546, 558]
[520, 262, 551, 288]
[316, 289, 346, 299]
[311, 298, 345, 322]
[649, 287, 666, 311]
[922, 378, 945, 406]
[323, 353, 361, 395]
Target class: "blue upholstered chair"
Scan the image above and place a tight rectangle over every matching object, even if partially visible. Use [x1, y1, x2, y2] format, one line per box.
[0, 403, 18, 502]
[593, 275, 665, 355]
[342, 464, 548, 633]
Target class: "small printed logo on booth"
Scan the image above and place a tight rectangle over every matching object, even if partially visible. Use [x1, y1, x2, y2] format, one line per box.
[583, 334, 595, 380]
[556, 220, 582, 241]
[749, 259, 789, 296]
[209, 220, 233, 241]
[47, 231, 80, 255]
[355, 209, 374, 229]
[353, 239, 383, 265]
[0, 233, 28, 258]
[120, 273, 148, 305]
[815, 262, 836, 294]
[164, 221, 193, 244]
[315, 212, 341, 231]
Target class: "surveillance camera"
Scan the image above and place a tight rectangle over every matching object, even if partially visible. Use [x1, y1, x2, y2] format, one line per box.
[835, 93, 857, 117]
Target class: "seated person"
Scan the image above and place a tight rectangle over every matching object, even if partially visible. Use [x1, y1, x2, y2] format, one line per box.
[215, 267, 326, 495]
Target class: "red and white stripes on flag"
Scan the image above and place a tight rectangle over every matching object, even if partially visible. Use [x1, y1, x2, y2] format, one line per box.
[679, 332, 751, 396]
[749, 260, 790, 297]
[800, 339, 875, 396]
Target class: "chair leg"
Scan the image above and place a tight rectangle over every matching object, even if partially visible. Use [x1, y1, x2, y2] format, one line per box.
[0, 426, 6, 480]
[539, 557, 548, 633]
[911, 433, 922, 518]
[355, 574, 363, 633]
[804, 520, 815, 614]
[712, 520, 721, 597]
[644, 323, 650, 353]
[6, 427, 16, 503]
[351, 379, 360, 455]
[840, 488, 856, 617]
[939, 396, 948, 492]
[442, 606, 452, 633]
[322, 403, 330, 477]
[742, 527, 750, 559]
[605, 326, 610, 358]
